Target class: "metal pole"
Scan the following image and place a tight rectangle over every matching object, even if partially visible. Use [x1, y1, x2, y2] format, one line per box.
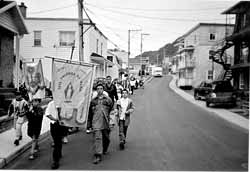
[15, 35, 20, 90]
[140, 34, 143, 72]
[78, 0, 84, 62]
[140, 33, 149, 76]
[128, 30, 130, 73]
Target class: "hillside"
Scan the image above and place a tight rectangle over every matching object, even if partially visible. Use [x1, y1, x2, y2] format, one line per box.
[134, 43, 178, 65]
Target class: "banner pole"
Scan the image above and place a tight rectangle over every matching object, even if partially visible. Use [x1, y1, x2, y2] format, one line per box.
[85, 65, 96, 129]
[51, 57, 55, 92]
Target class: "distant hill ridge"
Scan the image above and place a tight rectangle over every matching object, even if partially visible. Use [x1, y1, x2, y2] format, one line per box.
[134, 43, 178, 65]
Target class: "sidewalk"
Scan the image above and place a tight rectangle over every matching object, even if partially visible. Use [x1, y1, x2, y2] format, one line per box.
[169, 75, 249, 133]
[0, 105, 51, 168]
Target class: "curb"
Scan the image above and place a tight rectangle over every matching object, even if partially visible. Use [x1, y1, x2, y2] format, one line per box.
[144, 76, 153, 84]
[169, 75, 249, 133]
[0, 105, 50, 169]
[0, 130, 50, 169]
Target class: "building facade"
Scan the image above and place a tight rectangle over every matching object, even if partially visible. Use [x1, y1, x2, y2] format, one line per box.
[222, 1, 250, 93]
[18, 4, 109, 82]
[175, 23, 234, 88]
[0, 1, 28, 88]
[107, 50, 122, 79]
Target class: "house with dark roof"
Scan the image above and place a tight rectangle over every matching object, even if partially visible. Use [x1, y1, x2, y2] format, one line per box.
[0, 1, 28, 88]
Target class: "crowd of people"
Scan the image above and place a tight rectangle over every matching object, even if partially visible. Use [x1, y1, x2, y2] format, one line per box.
[7, 75, 143, 169]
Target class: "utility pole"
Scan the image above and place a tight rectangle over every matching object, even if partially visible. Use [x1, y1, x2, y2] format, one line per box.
[140, 33, 150, 75]
[78, 0, 84, 62]
[128, 29, 141, 74]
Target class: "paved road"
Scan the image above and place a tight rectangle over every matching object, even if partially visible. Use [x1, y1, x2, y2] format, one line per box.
[6, 75, 248, 170]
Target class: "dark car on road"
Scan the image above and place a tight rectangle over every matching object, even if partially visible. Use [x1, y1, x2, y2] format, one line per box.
[194, 81, 212, 100]
[205, 80, 236, 107]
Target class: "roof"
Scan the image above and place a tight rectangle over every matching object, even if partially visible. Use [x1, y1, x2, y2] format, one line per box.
[182, 23, 235, 38]
[222, 1, 250, 14]
[0, 1, 28, 34]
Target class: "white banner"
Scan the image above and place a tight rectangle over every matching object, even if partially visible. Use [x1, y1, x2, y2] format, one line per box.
[52, 59, 95, 127]
[24, 60, 45, 100]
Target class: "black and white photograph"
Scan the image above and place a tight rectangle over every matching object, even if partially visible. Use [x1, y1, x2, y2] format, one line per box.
[0, 0, 249, 171]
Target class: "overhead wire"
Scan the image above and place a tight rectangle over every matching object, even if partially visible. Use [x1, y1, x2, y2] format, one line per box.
[29, 3, 77, 14]
[85, 3, 233, 22]
[85, 7, 127, 49]
[85, 2, 226, 12]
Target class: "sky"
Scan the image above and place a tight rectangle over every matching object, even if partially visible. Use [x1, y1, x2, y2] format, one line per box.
[16, 0, 239, 58]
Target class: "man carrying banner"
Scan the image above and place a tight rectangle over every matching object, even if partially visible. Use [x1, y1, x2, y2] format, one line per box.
[45, 100, 64, 169]
[87, 82, 113, 164]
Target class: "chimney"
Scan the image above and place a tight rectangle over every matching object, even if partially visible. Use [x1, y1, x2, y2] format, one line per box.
[18, 2, 27, 18]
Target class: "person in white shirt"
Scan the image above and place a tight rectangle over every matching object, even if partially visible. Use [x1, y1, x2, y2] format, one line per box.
[116, 89, 135, 150]
[45, 100, 64, 169]
[129, 77, 136, 95]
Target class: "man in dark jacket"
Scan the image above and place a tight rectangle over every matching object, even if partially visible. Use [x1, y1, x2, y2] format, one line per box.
[88, 82, 113, 164]
[104, 76, 118, 103]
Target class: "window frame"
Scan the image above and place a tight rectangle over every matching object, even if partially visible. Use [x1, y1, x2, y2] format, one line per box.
[59, 31, 75, 47]
[96, 39, 99, 53]
[207, 70, 214, 80]
[33, 31, 42, 47]
[239, 73, 244, 89]
[209, 33, 216, 41]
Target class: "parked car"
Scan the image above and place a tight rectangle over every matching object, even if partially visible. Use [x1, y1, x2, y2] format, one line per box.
[194, 81, 212, 100]
[205, 80, 236, 107]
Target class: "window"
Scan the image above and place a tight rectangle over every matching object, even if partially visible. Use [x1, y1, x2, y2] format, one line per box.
[239, 73, 244, 89]
[34, 31, 41, 46]
[194, 35, 197, 44]
[207, 70, 213, 80]
[209, 33, 216, 41]
[101, 43, 103, 56]
[107, 56, 113, 62]
[59, 31, 75, 47]
[96, 39, 99, 53]
[209, 50, 215, 60]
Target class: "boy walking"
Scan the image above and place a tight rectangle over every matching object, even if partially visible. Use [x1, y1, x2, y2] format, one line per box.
[45, 100, 64, 169]
[116, 89, 134, 150]
[27, 98, 44, 160]
[8, 91, 29, 146]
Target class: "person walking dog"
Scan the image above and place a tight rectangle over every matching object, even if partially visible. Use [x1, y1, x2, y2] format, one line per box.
[116, 89, 134, 150]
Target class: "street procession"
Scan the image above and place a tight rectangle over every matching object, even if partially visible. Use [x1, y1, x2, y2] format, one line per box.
[0, 0, 249, 171]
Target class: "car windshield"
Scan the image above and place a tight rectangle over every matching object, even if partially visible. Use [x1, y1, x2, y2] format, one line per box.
[212, 81, 234, 92]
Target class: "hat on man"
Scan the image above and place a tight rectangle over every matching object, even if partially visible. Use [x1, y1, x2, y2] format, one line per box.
[95, 81, 104, 88]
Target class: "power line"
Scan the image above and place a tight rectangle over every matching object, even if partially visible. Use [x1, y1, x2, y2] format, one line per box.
[29, 3, 77, 14]
[85, 4, 231, 22]
[85, 7, 127, 49]
[85, 2, 226, 12]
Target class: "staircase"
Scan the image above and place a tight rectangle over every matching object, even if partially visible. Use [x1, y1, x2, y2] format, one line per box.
[210, 40, 234, 81]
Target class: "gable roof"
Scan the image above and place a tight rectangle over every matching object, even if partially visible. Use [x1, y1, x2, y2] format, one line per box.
[0, 1, 28, 34]
[182, 23, 234, 38]
[222, 1, 250, 14]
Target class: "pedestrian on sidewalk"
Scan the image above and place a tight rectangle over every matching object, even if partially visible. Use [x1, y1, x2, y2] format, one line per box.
[87, 82, 113, 164]
[116, 89, 134, 150]
[26, 98, 44, 160]
[8, 91, 29, 146]
[45, 100, 64, 169]
[129, 77, 136, 95]
[104, 76, 118, 104]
